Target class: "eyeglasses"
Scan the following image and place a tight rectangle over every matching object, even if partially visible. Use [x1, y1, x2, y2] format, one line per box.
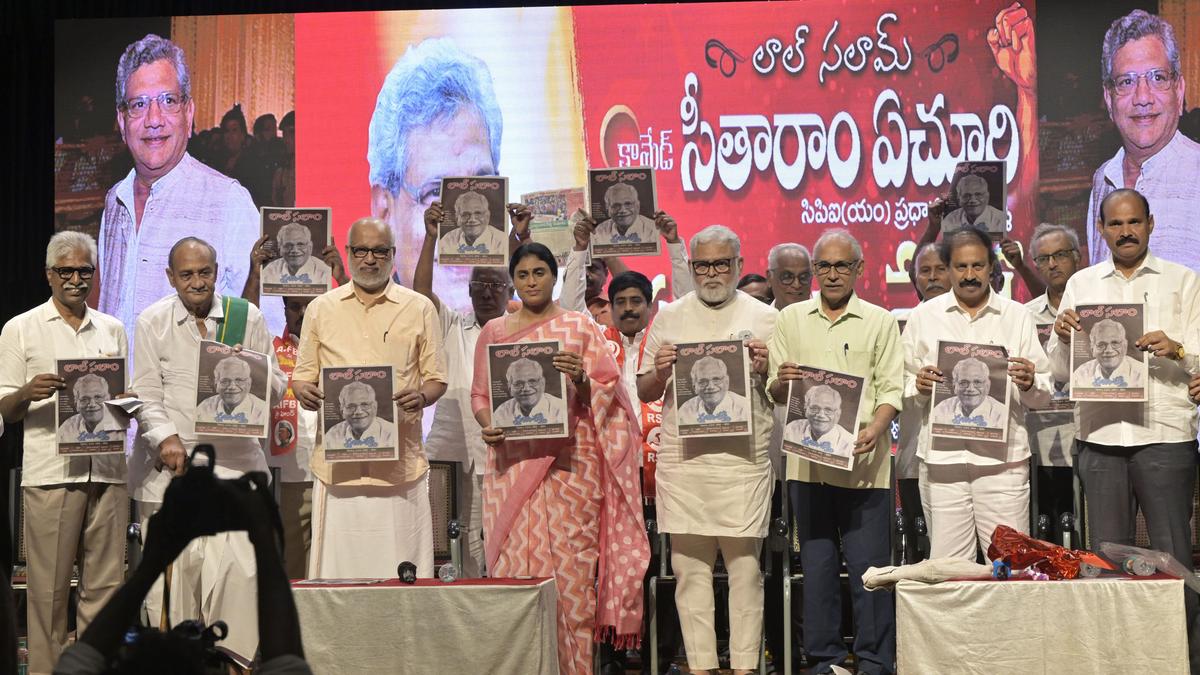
[813, 260, 860, 277]
[771, 270, 812, 286]
[691, 258, 734, 276]
[349, 246, 395, 260]
[50, 266, 95, 280]
[1107, 69, 1176, 96]
[1032, 249, 1077, 266]
[469, 281, 510, 293]
[120, 92, 187, 118]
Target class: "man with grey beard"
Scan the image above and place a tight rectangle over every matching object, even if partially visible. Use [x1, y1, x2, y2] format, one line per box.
[638, 225, 777, 675]
[293, 217, 447, 579]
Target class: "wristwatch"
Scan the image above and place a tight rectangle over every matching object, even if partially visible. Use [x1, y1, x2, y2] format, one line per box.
[1174, 343, 1186, 361]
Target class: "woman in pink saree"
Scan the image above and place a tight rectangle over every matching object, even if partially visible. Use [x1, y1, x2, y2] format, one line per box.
[471, 243, 649, 674]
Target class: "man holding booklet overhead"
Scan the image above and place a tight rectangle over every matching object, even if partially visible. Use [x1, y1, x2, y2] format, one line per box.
[291, 217, 447, 580]
[1046, 188, 1200, 671]
[767, 228, 903, 675]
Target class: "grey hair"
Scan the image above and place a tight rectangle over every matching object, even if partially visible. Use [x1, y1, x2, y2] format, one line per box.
[506, 358, 543, 382]
[767, 243, 810, 270]
[338, 381, 376, 406]
[603, 183, 638, 205]
[1029, 223, 1080, 256]
[455, 190, 489, 212]
[115, 34, 191, 104]
[1101, 10, 1182, 83]
[73, 373, 110, 398]
[804, 384, 841, 409]
[214, 356, 250, 377]
[813, 228, 863, 260]
[276, 223, 311, 244]
[45, 230, 97, 268]
[952, 357, 989, 385]
[690, 355, 728, 379]
[1091, 318, 1127, 342]
[955, 174, 988, 196]
[368, 38, 502, 197]
[689, 224, 741, 258]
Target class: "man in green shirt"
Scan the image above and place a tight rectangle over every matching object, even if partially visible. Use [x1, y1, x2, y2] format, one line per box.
[767, 228, 904, 675]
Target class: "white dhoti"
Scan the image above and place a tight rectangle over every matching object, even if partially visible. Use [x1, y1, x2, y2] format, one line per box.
[170, 531, 259, 665]
[309, 470, 434, 579]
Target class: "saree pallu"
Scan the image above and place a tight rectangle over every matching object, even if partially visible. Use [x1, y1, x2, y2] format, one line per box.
[471, 310, 648, 674]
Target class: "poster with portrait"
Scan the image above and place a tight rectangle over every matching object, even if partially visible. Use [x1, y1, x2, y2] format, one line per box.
[1035, 323, 1073, 415]
[781, 366, 866, 471]
[194, 341, 272, 438]
[1070, 303, 1147, 402]
[672, 340, 751, 438]
[260, 207, 333, 297]
[587, 167, 659, 258]
[486, 340, 568, 439]
[931, 340, 1010, 443]
[320, 365, 398, 461]
[941, 161, 1008, 236]
[522, 187, 585, 265]
[55, 357, 127, 456]
[438, 176, 509, 267]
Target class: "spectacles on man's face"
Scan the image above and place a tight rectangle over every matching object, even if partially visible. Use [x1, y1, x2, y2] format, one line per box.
[348, 246, 395, 260]
[469, 281, 510, 294]
[1107, 68, 1176, 96]
[771, 270, 812, 287]
[813, 260, 860, 277]
[1032, 249, 1077, 267]
[50, 266, 95, 281]
[121, 92, 187, 118]
[691, 258, 734, 276]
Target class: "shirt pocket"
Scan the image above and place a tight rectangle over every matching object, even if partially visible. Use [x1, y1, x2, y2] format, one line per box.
[1151, 290, 1182, 338]
[844, 349, 873, 377]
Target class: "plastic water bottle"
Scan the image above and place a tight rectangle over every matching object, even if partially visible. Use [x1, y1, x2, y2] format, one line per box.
[1122, 556, 1156, 576]
[438, 562, 459, 583]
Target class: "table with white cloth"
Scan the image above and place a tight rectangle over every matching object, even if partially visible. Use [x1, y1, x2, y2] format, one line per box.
[896, 574, 1188, 673]
[292, 577, 559, 674]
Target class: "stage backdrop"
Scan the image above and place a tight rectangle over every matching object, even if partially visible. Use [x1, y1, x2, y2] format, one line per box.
[296, 0, 1037, 312]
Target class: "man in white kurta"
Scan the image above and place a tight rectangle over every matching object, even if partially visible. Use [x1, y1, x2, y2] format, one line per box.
[132, 238, 285, 665]
[638, 225, 777, 674]
[903, 228, 1051, 560]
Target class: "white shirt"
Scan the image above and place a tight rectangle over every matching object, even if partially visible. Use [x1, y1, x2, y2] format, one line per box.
[1046, 254, 1200, 445]
[1088, 131, 1200, 274]
[895, 307, 922, 480]
[56, 409, 125, 444]
[439, 226, 507, 256]
[131, 294, 285, 502]
[1024, 295, 1075, 467]
[941, 204, 1007, 234]
[931, 395, 1007, 429]
[1071, 356, 1145, 390]
[494, 393, 566, 427]
[261, 256, 332, 287]
[783, 418, 855, 457]
[99, 153, 281, 341]
[196, 393, 269, 426]
[325, 417, 396, 450]
[594, 214, 658, 245]
[559, 241, 695, 314]
[0, 300, 127, 487]
[677, 390, 750, 426]
[902, 291, 1051, 465]
[266, 407, 315, 483]
[425, 308, 487, 474]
